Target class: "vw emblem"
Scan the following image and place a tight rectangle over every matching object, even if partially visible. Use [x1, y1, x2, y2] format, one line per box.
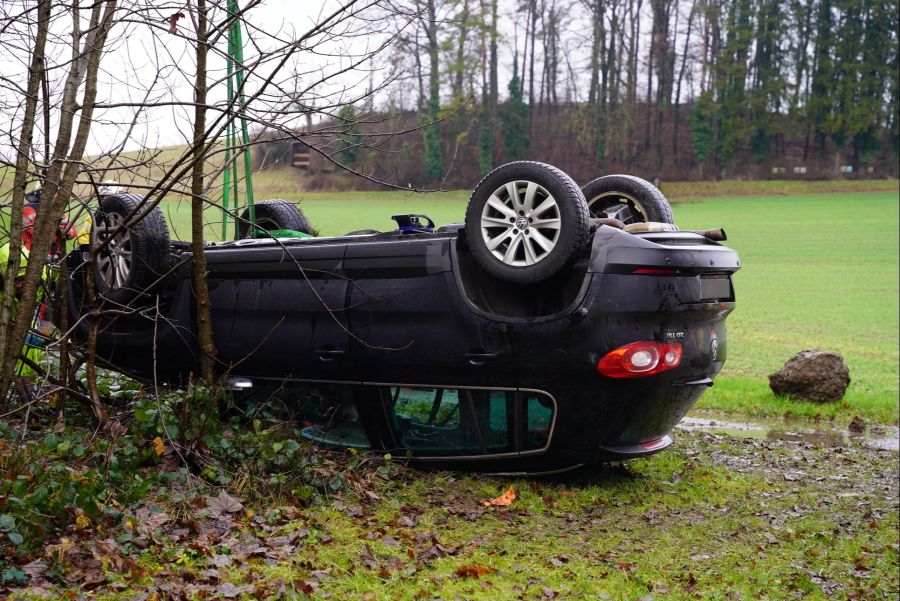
[515, 216, 529, 230]
[710, 337, 719, 361]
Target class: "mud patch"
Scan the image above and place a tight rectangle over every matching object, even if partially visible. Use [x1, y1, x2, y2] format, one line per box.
[679, 412, 899, 451]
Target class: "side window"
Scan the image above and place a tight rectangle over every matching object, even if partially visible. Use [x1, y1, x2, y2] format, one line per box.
[394, 387, 461, 429]
[523, 392, 554, 450]
[390, 387, 513, 456]
[264, 383, 371, 449]
[386, 387, 555, 456]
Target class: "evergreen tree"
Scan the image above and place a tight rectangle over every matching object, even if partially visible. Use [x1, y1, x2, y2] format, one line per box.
[749, 0, 786, 162]
[888, 0, 900, 158]
[500, 63, 530, 160]
[422, 0, 444, 181]
[336, 105, 362, 166]
[715, 0, 754, 164]
[690, 91, 717, 177]
[808, 0, 836, 154]
[477, 88, 494, 174]
[845, 0, 894, 165]
[423, 110, 444, 180]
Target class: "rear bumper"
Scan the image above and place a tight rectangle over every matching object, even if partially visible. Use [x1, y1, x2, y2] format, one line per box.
[596, 434, 673, 460]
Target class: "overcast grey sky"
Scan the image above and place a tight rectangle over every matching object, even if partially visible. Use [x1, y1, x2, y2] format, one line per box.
[0, 0, 389, 163]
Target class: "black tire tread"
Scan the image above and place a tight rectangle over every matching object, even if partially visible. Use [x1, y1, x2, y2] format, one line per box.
[239, 199, 315, 238]
[582, 174, 674, 224]
[94, 193, 171, 304]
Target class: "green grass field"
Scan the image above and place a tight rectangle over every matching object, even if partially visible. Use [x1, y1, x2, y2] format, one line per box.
[674, 192, 899, 423]
[157, 187, 900, 424]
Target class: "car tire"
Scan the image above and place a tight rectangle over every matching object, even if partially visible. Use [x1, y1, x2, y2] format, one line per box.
[581, 175, 674, 224]
[238, 199, 315, 238]
[464, 161, 590, 284]
[92, 194, 170, 304]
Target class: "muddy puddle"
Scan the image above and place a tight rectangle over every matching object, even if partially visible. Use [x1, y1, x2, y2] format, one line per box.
[678, 413, 899, 451]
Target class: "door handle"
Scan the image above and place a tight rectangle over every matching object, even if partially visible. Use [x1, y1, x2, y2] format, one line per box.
[465, 352, 497, 366]
[316, 348, 345, 362]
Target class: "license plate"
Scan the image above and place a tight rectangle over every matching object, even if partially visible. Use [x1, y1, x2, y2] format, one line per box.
[700, 276, 732, 301]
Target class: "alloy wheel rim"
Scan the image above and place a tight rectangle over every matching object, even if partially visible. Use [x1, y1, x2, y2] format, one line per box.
[93, 212, 133, 288]
[587, 191, 647, 224]
[480, 180, 561, 267]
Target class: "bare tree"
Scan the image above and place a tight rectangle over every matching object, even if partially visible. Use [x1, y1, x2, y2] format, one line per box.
[0, 0, 413, 418]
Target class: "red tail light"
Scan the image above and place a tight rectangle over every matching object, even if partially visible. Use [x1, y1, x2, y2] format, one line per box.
[632, 268, 680, 275]
[640, 437, 668, 450]
[597, 341, 682, 378]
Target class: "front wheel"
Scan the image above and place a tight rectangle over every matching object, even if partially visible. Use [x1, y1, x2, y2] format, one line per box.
[464, 161, 590, 284]
[581, 175, 674, 225]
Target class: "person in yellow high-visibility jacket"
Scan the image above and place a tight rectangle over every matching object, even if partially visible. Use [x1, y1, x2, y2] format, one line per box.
[0, 243, 46, 380]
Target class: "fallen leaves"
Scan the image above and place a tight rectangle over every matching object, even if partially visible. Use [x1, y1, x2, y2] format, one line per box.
[454, 564, 497, 578]
[482, 486, 516, 507]
[215, 581, 256, 598]
[3, 424, 897, 600]
[395, 513, 419, 528]
[206, 490, 244, 518]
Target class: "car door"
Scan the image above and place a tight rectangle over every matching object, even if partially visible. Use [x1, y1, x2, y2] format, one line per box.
[205, 239, 350, 380]
[344, 235, 515, 388]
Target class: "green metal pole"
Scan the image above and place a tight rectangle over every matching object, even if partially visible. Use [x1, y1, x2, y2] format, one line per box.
[222, 29, 234, 240]
[223, 0, 255, 239]
[231, 2, 255, 231]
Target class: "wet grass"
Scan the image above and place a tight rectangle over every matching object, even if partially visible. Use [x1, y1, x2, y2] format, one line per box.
[9, 429, 898, 599]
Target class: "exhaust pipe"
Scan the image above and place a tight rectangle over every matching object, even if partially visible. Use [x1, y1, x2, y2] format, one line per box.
[694, 228, 727, 241]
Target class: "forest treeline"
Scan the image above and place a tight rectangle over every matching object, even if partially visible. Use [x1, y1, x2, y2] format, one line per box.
[277, 0, 899, 186]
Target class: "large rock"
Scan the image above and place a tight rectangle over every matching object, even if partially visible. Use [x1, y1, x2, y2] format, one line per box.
[768, 350, 851, 403]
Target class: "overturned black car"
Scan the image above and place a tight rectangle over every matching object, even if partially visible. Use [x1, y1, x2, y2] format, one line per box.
[66, 162, 740, 473]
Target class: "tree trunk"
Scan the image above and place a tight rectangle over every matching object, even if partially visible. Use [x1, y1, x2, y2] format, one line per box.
[528, 0, 537, 134]
[488, 0, 498, 109]
[0, 0, 51, 402]
[54, 245, 70, 428]
[521, 0, 530, 96]
[588, 0, 602, 105]
[414, 27, 425, 113]
[653, 0, 673, 167]
[1, 1, 117, 410]
[674, 0, 698, 155]
[644, 10, 654, 149]
[192, 0, 217, 385]
[453, 0, 470, 102]
[628, 0, 643, 160]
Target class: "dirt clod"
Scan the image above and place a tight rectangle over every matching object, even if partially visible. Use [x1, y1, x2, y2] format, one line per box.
[848, 415, 866, 433]
[768, 350, 851, 403]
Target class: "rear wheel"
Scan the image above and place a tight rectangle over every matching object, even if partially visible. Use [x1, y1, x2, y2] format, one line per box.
[464, 161, 589, 284]
[239, 199, 315, 238]
[581, 175, 674, 225]
[92, 194, 170, 304]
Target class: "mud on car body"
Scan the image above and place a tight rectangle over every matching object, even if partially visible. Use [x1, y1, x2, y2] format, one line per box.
[63, 162, 740, 473]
